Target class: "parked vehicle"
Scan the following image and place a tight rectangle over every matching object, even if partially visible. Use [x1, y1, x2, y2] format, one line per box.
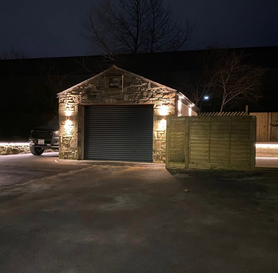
[29, 119, 59, 155]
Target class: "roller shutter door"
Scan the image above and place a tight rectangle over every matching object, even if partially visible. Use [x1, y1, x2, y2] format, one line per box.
[84, 105, 153, 162]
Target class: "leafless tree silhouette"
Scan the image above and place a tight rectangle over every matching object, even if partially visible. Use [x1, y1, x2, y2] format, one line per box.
[83, 0, 193, 55]
[187, 49, 265, 112]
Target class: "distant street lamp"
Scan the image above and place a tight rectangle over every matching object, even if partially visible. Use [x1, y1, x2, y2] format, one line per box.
[204, 95, 210, 100]
[201, 95, 211, 111]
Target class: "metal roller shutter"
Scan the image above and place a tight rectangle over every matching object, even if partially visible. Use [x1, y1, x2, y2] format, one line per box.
[84, 105, 153, 162]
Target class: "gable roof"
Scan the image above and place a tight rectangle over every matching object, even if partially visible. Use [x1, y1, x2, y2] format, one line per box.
[58, 65, 176, 96]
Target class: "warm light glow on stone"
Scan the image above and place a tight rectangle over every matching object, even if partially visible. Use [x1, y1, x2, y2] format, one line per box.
[158, 119, 167, 131]
[158, 105, 170, 116]
[65, 110, 73, 117]
[0, 142, 29, 146]
[65, 119, 73, 135]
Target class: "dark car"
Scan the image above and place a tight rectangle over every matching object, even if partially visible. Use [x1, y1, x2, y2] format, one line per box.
[28, 118, 59, 155]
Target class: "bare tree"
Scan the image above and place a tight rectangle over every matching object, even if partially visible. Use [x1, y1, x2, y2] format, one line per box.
[187, 49, 266, 112]
[83, 0, 193, 54]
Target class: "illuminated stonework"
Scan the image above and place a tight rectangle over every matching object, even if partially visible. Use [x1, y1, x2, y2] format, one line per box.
[57, 66, 182, 162]
[0, 143, 30, 155]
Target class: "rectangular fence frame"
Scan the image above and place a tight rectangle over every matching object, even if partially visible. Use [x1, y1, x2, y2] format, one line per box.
[166, 116, 256, 170]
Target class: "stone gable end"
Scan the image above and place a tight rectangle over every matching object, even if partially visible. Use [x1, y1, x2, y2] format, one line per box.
[58, 66, 177, 162]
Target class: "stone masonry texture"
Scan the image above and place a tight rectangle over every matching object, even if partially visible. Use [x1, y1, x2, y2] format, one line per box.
[58, 66, 177, 162]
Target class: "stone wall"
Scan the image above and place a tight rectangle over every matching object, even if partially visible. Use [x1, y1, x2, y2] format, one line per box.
[0, 143, 58, 155]
[58, 94, 80, 160]
[0, 143, 30, 155]
[58, 67, 177, 162]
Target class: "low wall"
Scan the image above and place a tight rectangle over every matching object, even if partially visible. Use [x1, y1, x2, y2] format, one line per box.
[256, 143, 278, 157]
[0, 143, 30, 155]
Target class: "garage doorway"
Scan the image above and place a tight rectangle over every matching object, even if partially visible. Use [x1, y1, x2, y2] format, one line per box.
[84, 105, 153, 162]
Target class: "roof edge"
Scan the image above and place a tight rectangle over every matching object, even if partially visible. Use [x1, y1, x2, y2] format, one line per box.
[57, 65, 176, 96]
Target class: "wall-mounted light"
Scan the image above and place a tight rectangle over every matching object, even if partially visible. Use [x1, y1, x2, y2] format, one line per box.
[65, 111, 72, 117]
[65, 109, 73, 117]
[64, 105, 75, 117]
[204, 95, 210, 100]
[178, 100, 182, 116]
[65, 119, 73, 135]
[158, 105, 170, 116]
[158, 119, 167, 131]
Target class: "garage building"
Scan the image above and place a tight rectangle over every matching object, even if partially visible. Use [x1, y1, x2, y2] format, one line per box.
[58, 66, 198, 162]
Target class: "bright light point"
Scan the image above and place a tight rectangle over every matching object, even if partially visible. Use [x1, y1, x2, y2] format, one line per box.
[178, 100, 182, 111]
[65, 110, 73, 117]
[204, 96, 209, 100]
[158, 105, 170, 116]
[65, 119, 73, 135]
[178, 100, 182, 116]
[158, 119, 167, 131]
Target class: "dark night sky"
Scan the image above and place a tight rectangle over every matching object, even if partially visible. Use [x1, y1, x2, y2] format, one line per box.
[1, 0, 278, 58]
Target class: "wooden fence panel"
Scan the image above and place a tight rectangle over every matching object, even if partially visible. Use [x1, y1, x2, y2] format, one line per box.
[189, 119, 210, 162]
[209, 117, 230, 163]
[166, 117, 188, 169]
[166, 116, 256, 170]
[250, 112, 278, 142]
[230, 117, 254, 165]
[270, 113, 278, 142]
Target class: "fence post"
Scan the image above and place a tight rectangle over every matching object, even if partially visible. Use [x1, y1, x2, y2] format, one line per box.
[250, 116, 257, 170]
[165, 116, 171, 169]
[184, 117, 189, 169]
[268, 112, 272, 142]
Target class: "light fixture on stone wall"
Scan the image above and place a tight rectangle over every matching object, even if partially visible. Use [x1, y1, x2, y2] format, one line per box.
[64, 105, 74, 117]
[64, 119, 73, 135]
[158, 119, 167, 131]
[65, 110, 73, 117]
[158, 105, 170, 116]
[178, 100, 182, 116]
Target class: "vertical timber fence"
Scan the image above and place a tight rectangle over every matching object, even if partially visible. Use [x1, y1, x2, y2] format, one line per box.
[249, 112, 278, 142]
[166, 116, 256, 170]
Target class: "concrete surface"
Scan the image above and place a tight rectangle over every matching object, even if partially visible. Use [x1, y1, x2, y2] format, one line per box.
[0, 154, 278, 272]
[0, 152, 89, 186]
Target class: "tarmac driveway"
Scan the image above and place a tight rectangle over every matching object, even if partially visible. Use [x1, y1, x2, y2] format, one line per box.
[0, 152, 90, 186]
[0, 159, 278, 273]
